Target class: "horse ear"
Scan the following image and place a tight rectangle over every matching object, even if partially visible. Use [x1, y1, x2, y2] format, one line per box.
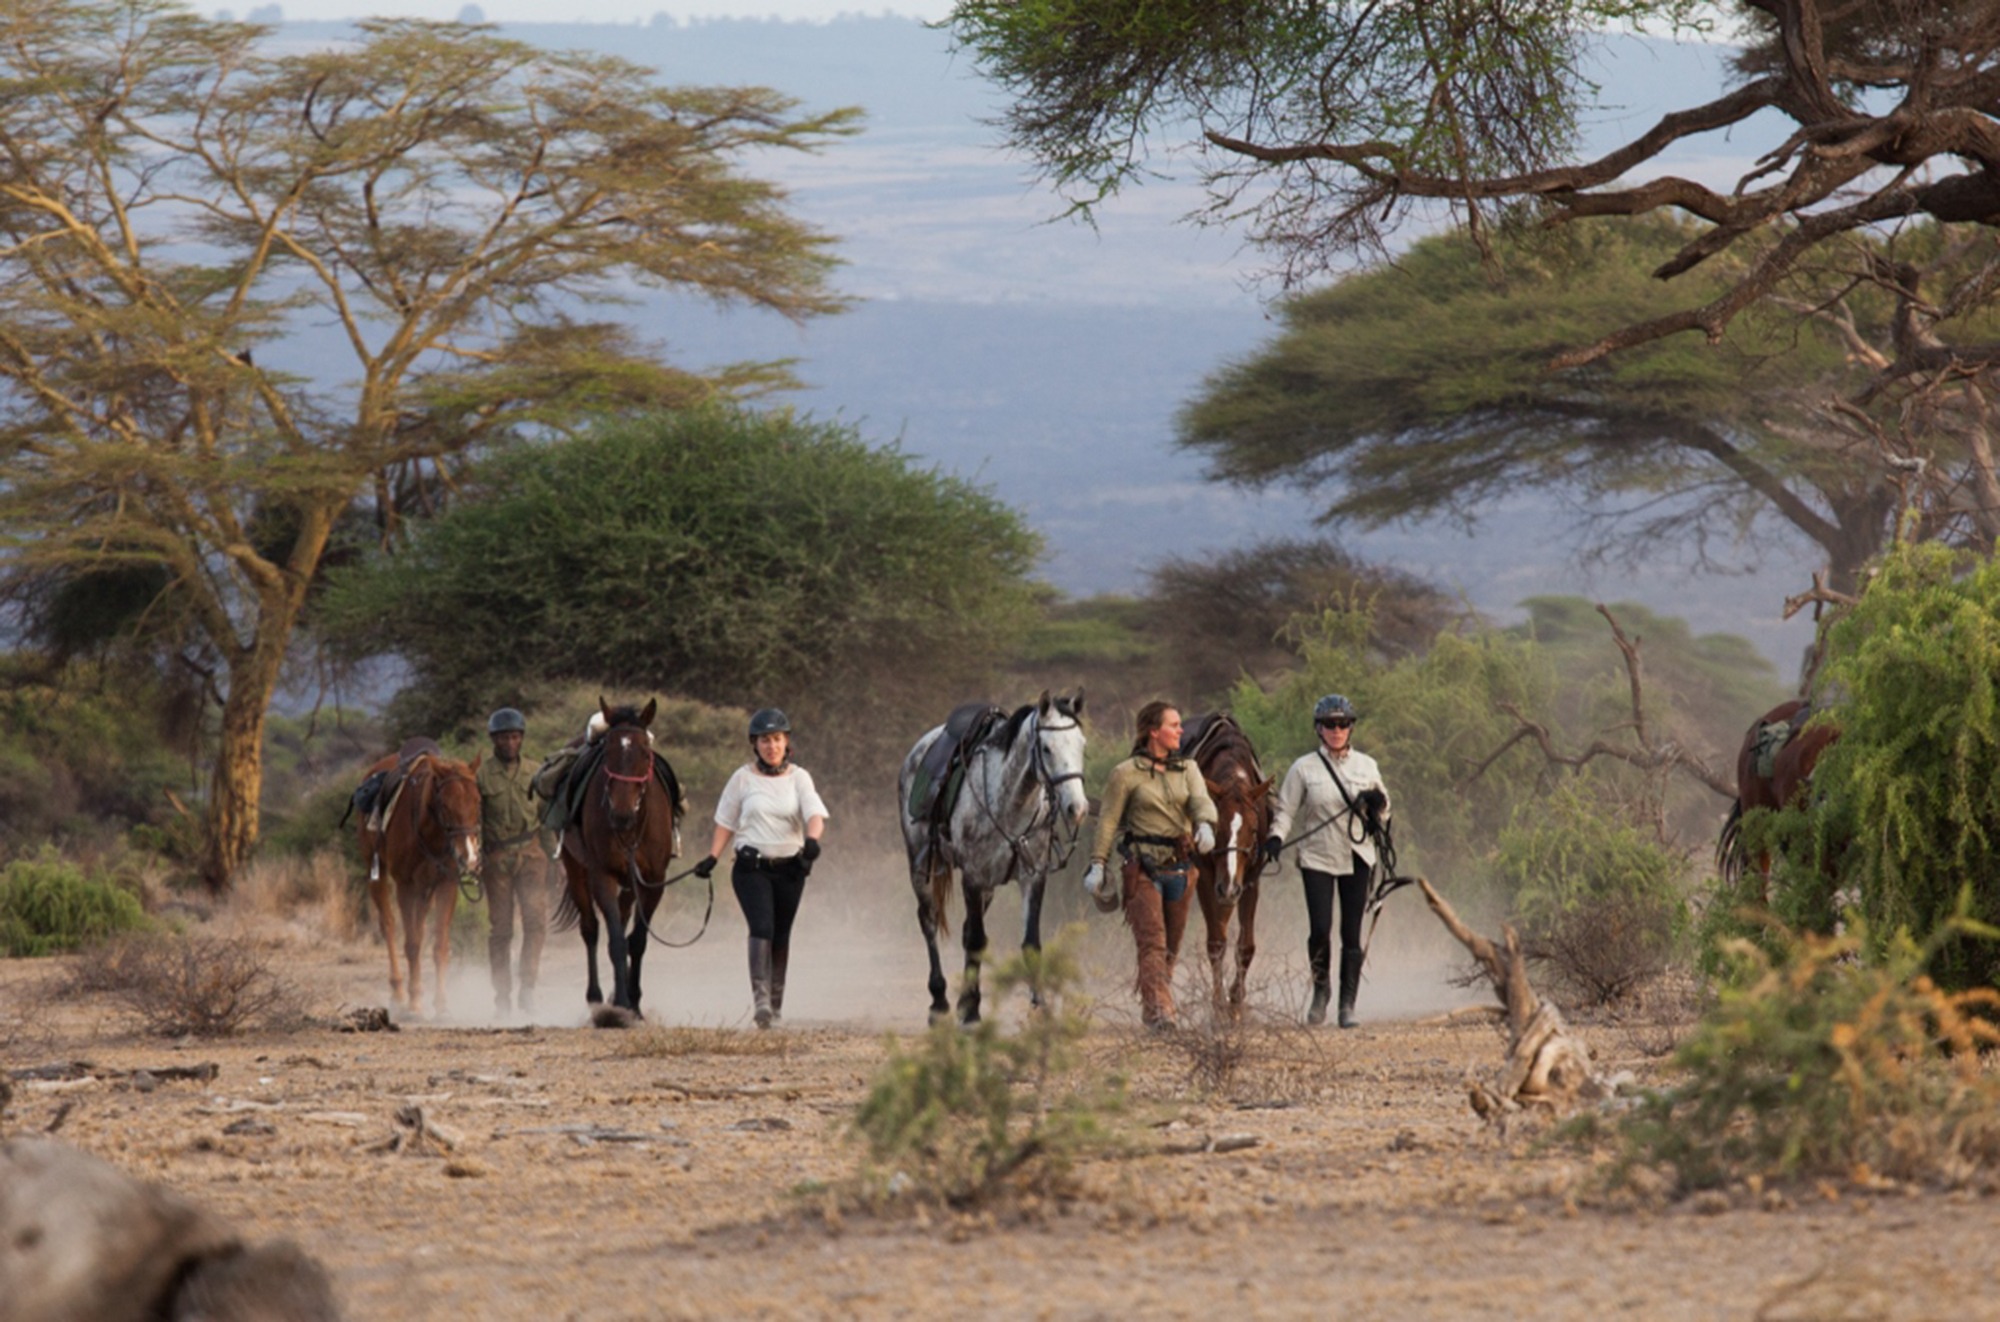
[599, 695, 612, 720]
[1252, 777, 1275, 801]
[640, 698, 657, 727]
[1037, 688, 1051, 713]
[469, 753, 483, 772]
[1073, 687, 1085, 715]
[1204, 776, 1227, 797]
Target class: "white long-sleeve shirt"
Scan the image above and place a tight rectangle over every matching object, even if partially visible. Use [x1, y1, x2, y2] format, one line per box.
[1269, 746, 1389, 876]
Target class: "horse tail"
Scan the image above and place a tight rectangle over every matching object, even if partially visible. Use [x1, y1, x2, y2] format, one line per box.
[929, 859, 951, 939]
[552, 878, 582, 934]
[1715, 800, 1744, 885]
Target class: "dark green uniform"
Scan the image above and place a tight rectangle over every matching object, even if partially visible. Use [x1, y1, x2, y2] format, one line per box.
[477, 754, 550, 1015]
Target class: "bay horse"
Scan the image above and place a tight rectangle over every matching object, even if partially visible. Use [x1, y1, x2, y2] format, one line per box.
[1717, 697, 1840, 898]
[1178, 714, 1274, 1016]
[555, 699, 678, 1020]
[359, 743, 484, 1019]
[897, 690, 1089, 1025]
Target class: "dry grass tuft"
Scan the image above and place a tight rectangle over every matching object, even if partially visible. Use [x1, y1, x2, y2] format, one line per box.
[59, 931, 311, 1037]
[610, 1024, 799, 1058]
[228, 850, 365, 943]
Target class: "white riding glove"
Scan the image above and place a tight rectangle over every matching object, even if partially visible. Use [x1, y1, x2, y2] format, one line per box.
[1194, 821, 1216, 854]
[1082, 861, 1118, 912]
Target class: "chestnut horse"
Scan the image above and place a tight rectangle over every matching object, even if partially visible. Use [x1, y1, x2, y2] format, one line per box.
[1717, 697, 1840, 897]
[1176, 714, 1274, 1016]
[360, 746, 484, 1019]
[555, 699, 679, 1019]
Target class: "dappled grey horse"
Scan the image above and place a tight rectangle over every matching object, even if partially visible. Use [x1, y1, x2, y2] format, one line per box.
[898, 690, 1089, 1024]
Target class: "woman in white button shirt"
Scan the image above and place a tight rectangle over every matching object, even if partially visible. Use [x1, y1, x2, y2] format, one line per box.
[1263, 694, 1390, 1028]
[693, 708, 828, 1029]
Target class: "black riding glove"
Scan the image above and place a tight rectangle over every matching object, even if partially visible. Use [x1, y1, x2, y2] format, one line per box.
[1358, 788, 1387, 826]
[801, 837, 822, 863]
[1262, 834, 1283, 864]
[692, 854, 718, 879]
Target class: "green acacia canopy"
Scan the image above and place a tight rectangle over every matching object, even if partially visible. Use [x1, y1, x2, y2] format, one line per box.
[316, 407, 1045, 759]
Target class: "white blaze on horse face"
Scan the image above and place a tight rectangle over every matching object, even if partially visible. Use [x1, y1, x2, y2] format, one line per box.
[1225, 808, 1243, 889]
[1043, 720, 1090, 824]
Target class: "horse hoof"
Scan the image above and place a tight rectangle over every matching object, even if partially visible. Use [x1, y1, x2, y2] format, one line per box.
[589, 1005, 637, 1029]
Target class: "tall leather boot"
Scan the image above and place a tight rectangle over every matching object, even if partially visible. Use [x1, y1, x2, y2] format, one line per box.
[748, 937, 775, 1029]
[769, 943, 790, 1028]
[1307, 945, 1332, 1026]
[1338, 946, 1364, 1029]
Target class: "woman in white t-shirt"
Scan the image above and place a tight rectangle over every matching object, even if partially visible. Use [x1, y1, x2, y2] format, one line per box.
[693, 708, 828, 1028]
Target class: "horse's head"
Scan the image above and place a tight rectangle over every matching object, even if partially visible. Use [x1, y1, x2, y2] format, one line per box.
[427, 758, 484, 878]
[1204, 770, 1274, 903]
[600, 695, 657, 733]
[599, 717, 656, 835]
[1036, 688, 1089, 827]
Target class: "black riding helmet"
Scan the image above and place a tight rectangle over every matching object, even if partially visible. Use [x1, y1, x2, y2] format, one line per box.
[487, 707, 527, 735]
[748, 707, 791, 740]
[1313, 694, 1358, 726]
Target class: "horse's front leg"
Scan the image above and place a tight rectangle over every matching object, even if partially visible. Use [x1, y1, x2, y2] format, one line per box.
[1018, 875, 1047, 1009]
[957, 883, 993, 1027]
[625, 889, 652, 1020]
[597, 879, 635, 1012]
[569, 871, 604, 1007]
[1233, 878, 1261, 1013]
[429, 882, 458, 1020]
[400, 883, 428, 1019]
[368, 875, 407, 1013]
[1196, 877, 1231, 1012]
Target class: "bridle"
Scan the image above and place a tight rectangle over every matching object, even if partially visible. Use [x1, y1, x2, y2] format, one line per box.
[970, 709, 1087, 879]
[595, 725, 715, 949]
[411, 761, 482, 902]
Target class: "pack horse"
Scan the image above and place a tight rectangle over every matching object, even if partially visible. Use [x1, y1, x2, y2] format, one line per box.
[898, 690, 1089, 1024]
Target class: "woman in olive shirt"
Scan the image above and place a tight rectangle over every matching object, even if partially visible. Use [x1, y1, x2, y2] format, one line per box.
[1083, 701, 1217, 1031]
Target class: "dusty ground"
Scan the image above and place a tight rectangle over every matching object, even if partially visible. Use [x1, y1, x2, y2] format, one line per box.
[4, 867, 1999, 1321]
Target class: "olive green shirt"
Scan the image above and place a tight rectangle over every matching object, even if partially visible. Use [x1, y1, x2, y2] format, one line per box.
[1090, 755, 1218, 867]
[477, 755, 540, 850]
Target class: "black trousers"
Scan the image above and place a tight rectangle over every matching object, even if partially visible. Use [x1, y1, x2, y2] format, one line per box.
[1301, 863, 1370, 975]
[732, 855, 807, 949]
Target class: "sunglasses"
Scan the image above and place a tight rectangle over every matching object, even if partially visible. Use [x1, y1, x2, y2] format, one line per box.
[1317, 718, 1355, 730]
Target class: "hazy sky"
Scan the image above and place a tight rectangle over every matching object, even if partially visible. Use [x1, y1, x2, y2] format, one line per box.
[263, 0, 954, 21]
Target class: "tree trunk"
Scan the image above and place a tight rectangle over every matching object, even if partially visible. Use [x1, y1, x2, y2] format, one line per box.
[199, 658, 279, 894]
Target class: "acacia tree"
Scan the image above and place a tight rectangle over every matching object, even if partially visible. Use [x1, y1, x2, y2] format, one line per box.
[0, 0, 857, 889]
[1182, 218, 2000, 594]
[947, 0, 2000, 398]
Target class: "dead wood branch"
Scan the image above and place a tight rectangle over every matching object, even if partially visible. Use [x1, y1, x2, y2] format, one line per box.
[1418, 879, 1607, 1121]
[1462, 603, 1734, 801]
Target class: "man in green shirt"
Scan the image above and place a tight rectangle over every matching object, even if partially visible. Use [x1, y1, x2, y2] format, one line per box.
[478, 707, 550, 1016]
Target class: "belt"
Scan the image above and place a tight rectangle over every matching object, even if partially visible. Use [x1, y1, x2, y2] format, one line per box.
[736, 845, 801, 866]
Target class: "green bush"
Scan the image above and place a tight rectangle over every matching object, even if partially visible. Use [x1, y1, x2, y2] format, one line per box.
[852, 932, 1123, 1207]
[0, 847, 151, 956]
[1498, 784, 1690, 1004]
[1602, 903, 2000, 1192]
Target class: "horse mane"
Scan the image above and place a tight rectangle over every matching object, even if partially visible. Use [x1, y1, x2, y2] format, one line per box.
[1189, 712, 1264, 781]
[996, 703, 1036, 751]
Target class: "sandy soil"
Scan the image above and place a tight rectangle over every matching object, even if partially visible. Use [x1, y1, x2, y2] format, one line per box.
[4, 864, 1999, 1322]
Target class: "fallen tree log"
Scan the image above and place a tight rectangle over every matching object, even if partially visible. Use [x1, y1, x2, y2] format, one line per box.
[1418, 878, 1609, 1120]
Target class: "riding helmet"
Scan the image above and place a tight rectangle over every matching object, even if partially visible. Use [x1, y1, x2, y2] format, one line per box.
[486, 707, 527, 735]
[748, 707, 791, 740]
[1313, 694, 1359, 725]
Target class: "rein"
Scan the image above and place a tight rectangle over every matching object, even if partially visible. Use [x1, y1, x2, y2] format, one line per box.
[594, 724, 713, 949]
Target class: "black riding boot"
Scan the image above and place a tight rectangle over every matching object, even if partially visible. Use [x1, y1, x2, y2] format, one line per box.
[1338, 946, 1364, 1029]
[769, 943, 790, 1028]
[1307, 946, 1332, 1026]
[748, 937, 774, 1029]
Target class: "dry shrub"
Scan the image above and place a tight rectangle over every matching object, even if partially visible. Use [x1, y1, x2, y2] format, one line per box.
[610, 1025, 798, 1059]
[1599, 903, 2000, 1194]
[228, 850, 363, 942]
[63, 932, 309, 1037]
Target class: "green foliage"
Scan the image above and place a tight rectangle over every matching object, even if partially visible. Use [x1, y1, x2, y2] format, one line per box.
[852, 933, 1122, 1207]
[0, 848, 151, 956]
[318, 406, 1043, 777]
[1764, 545, 2000, 988]
[0, 658, 191, 848]
[1498, 784, 1690, 1003]
[1607, 907, 2000, 1192]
